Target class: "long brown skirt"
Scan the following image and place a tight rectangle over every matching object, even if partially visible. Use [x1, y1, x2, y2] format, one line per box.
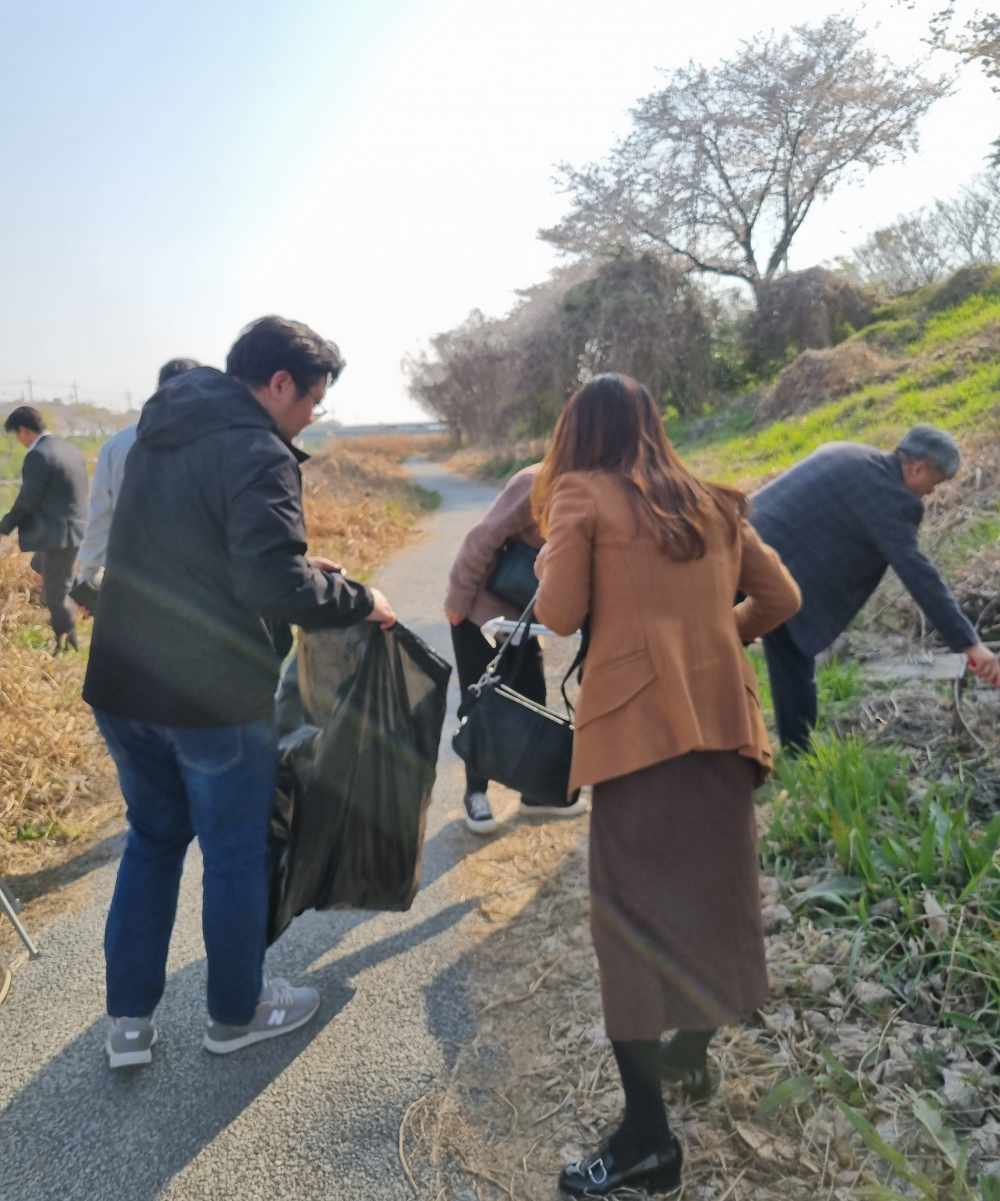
[590, 750, 768, 1040]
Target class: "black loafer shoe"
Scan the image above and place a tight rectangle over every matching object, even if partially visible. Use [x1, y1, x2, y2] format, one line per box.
[558, 1134, 682, 1196]
[661, 1061, 712, 1103]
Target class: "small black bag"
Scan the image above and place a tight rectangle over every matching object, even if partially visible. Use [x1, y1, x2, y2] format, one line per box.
[486, 541, 539, 611]
[69, 578, 100, 612]
[452, 597, 585, 806]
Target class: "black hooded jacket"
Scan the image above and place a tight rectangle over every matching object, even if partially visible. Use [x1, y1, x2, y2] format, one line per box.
[83, 367, 374, 727]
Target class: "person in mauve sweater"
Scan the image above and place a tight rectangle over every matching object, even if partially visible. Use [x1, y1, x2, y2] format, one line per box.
[445, 463, 586, 832]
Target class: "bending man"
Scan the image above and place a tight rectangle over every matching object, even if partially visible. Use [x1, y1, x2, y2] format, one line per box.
[751, 424, 1000, 751]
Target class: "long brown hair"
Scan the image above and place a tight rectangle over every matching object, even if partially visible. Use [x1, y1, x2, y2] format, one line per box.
[532, 374, 748, 561]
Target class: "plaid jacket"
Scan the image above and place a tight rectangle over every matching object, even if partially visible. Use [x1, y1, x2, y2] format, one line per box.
[751, 442, 976, 657]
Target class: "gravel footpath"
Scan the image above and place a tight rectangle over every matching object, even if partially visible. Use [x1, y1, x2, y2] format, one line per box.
[0, 461, 507, 1201]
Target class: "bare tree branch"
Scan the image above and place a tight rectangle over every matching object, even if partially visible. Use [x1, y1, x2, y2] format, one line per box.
[540, 15, 950, 305]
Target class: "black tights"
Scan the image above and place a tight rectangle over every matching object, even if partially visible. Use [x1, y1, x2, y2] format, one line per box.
[609, 1041, 670, 1160]
[607, 1031, 715, 1161]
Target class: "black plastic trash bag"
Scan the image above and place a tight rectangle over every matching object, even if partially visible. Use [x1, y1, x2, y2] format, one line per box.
[268, 621, 451, 943]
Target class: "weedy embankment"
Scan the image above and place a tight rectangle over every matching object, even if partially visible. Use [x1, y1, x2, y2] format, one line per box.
[400, 267, 1000, 1198]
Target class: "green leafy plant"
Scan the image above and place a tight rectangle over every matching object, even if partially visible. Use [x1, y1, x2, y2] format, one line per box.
[763, 734, 1000, 1037]
[835, 1087, 1000, 1200]
[817, 656, 865, 709]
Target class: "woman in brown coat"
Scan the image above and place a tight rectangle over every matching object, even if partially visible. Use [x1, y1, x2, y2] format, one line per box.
[533, 375, 801, 1197]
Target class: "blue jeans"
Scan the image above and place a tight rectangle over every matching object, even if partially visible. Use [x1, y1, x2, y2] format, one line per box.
[93, 710, 278, 1025]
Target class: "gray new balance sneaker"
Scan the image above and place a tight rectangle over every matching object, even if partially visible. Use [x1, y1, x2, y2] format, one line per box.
[106, 1016, 158, 1068]
[203, 978, 320, 1055]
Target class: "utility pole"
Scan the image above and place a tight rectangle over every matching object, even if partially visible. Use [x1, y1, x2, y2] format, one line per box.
[26, 376, 32, 403]
[71, 381, 79, 404]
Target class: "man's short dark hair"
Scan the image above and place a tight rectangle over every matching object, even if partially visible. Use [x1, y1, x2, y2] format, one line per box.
[4, 406, 45, 434]
[158, 358, 201, 386]
[225, 316, 345, 396]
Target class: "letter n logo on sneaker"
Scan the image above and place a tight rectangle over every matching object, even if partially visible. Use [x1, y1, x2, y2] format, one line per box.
[267, 1009, 286, 1026]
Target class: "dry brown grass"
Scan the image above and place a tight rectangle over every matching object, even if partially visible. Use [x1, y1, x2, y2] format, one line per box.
[329, 433, 449, 461]
[302, 439, 440, 578]
[445, 438, 549, 484]
[0, 547, 118, 875]
[756, 343, 900, 424]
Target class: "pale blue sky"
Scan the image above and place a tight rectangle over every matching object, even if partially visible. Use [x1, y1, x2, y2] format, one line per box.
[1, 0, 995, 423]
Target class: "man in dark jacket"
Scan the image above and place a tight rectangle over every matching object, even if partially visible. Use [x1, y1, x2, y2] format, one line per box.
[752, 425, 1000, 751]
[0, 406, 89, 651]
[84, 316, 397, 1068]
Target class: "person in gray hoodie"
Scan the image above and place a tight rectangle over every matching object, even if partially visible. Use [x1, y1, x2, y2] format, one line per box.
[76, 358, 200, 592]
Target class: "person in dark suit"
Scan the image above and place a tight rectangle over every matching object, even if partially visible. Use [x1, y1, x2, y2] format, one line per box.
[1, 406, 89, 651]
[751, 425, 1000, 750]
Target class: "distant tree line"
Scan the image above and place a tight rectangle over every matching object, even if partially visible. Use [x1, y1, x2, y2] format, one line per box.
[839, 173, 1000, 294]
[406, 15, 996, 443]
[404, 256, 717, 442]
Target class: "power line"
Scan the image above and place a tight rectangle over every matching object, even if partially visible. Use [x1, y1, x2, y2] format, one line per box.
[0, 378, 138, 410]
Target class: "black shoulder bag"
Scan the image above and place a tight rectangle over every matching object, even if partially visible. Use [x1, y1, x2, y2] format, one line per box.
[452, 595, 587, 806]
[485, 541, 539, 612]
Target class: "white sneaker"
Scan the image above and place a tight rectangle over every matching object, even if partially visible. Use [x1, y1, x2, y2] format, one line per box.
[518, 792, 590, 818]
[463, 789, 497, 834]
[106, 1016, 158, 1068]
[203, 978, 320, 1055]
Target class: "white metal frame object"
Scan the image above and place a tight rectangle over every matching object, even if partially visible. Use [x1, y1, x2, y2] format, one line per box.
[480, 617, 582, 644]
[0, 880, 40, 959]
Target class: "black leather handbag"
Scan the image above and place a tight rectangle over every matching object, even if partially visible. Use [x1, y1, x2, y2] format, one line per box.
[486, 541, 539, 612]
[452, 596, 586, 806]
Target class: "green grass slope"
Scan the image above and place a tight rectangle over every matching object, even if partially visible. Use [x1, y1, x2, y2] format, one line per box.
[671, 266, 1000, 485]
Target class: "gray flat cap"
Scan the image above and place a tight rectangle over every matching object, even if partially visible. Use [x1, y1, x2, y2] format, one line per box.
[897, 424, 961, 479]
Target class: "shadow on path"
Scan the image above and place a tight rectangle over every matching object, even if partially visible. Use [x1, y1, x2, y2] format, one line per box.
[1, 900, 471, 1201]
[6, 828, 128, 904]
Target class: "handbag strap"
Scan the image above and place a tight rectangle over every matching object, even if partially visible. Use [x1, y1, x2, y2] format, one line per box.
[559, 618, 589, 717]
[467, 593, 538, 699]
[467, 594, 590, 721]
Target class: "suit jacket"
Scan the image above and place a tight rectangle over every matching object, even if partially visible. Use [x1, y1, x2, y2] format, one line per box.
[0, 434, 89, 551]
[751, 442, 977, 657]
[445, 464, 544, 627]
[534, 471, 801, 792]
